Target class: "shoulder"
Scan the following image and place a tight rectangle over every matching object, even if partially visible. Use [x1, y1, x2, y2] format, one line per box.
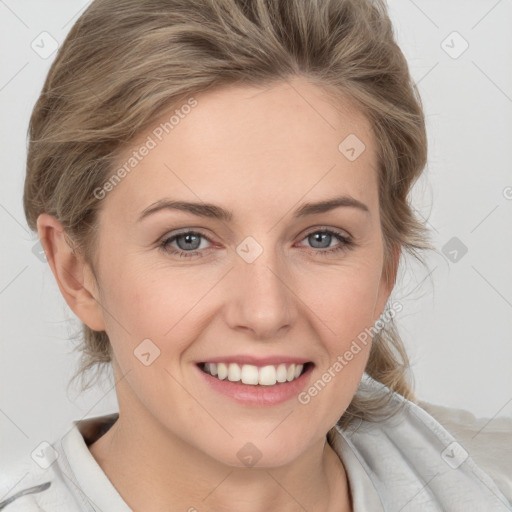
[0, 452, 80, 511]
[335, 375, 512, 510]
[418, 400, 512, 503]
[0, 457, 50, 511]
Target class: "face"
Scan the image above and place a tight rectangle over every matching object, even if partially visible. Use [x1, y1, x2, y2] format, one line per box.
[84, 77, 394, 467]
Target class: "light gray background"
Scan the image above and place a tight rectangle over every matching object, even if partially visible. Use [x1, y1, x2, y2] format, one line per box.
[1, 0, 511, 470]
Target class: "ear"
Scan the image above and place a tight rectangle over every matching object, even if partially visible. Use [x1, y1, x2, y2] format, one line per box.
[36, 213, 106, 331]
[373, 242, 401, 322]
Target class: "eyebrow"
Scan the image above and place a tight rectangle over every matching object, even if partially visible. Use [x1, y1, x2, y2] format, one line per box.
[138, 195, 370, 223]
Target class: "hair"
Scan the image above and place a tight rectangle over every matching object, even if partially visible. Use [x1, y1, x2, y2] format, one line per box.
[23, 0, 435, 434]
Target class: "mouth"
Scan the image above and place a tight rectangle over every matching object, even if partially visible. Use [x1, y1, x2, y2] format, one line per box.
[196, 361, 313, 386]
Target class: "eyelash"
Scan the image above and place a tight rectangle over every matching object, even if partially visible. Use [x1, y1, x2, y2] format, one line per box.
[158, 228, 354, 259]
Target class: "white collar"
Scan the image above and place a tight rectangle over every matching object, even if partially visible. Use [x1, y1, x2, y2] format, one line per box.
[58, 374, 511, 511]
[330, 374, 512, 511]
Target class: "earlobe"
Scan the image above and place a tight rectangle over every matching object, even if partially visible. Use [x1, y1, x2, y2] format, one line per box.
[36, 213, 106, 332]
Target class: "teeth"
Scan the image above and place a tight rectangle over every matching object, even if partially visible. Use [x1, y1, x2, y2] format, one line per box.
[259, 365, 276, 386]
[217, 362, 228, 380]
[228, 363, 241, 382]
[202, 362, 305, 385]
[276, 364, 287, 383]
[241, 364, 259, 385]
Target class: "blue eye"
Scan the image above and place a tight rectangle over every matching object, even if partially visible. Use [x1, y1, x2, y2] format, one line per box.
[159, 228, 354, 258]
[159, 231, 211, 258]
[299, 229, 354, 256]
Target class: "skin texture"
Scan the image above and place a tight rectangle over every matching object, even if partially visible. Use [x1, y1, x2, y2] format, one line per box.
[38, 76, 399, 512]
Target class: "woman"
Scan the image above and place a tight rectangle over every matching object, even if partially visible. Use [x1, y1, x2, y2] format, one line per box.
[1, 0, 511, 510]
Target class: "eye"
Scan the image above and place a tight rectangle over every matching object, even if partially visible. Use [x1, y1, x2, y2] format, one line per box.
[297, 228, 354, 256]
[158, 227, 355, 259]
[159, 230, 212, 258]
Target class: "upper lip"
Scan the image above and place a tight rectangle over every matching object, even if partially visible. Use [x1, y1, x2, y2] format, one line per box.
[197, 355, 312, 367]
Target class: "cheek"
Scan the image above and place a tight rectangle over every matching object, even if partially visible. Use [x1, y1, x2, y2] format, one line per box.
[297, 273, 377, 425]
[94, 247, 381, 457]
[298, 263, 383, 338]
[98, 241, 384, 363]
[96, 257, 216, 360]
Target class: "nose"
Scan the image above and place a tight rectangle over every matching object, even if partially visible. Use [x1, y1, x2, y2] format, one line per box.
[223, 241, 296, 340]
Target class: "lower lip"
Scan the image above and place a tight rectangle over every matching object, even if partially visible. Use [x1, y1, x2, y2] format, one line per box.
[195, 363, 314, 406]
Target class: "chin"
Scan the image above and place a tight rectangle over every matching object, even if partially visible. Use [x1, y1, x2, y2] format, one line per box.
[201, 436, 310, 470]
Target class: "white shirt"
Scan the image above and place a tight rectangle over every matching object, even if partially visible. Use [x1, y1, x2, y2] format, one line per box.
[1, 374, 511, 511]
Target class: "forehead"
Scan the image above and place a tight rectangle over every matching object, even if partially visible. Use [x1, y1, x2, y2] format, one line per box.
[105, 77, 379, 223]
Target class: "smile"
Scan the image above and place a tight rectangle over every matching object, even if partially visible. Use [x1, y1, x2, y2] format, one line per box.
[199, 362, 311, 386]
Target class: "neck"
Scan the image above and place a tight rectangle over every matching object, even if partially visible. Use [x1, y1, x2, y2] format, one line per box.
[88, 409, 352, 512]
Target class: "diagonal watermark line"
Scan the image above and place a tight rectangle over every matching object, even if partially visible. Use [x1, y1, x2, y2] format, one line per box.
[86, 290, 132, 336]
[0, 62, 29, 92]
[407, 0, 439, 28]
[265, 409, 294, 438]
[471, 265, 512, 309]
[163, 367, 233, 438]
[472, 61, 512, 104]
[201, 470, 233, 501]
[284, 78, 336, 130]
[264, 471, 309, 511]
[61, 471, 104, 512]
[471, 0, 505, 30]
[403, 264, 437, 298]
[411, 205, 439, 234]
[0, 483, 51, 509]
[61, 2, 89, 29]
[0, 473, 35, 509]
[0, 0, 29, 28]
[80, 370, 129, 419]
[471, 397, 512, 440]
[0, 266, 28, 295]
[162, 160, 330, 340]
[60, 368, 132, 443]
[415, 62, 439, 87]
[0, 203, 29, 233]
[0, 409, 29, 439]
[0, 474, 29, 503]
[398, 472, 439, 512]
[470, 204, 499, 233]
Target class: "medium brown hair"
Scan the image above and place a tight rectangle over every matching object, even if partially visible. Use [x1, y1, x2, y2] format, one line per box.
[23, 0, 434, 432]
